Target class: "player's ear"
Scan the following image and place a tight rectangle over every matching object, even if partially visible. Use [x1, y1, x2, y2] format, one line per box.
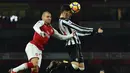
[41, 14, 44, 20]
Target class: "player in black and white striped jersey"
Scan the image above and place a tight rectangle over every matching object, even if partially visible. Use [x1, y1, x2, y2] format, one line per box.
[46, 4, 103, 73]
[59, 18, 93, 45]
[59, 4, 103, 71]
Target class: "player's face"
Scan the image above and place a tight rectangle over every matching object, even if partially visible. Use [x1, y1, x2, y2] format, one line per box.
[43, 13, 52, 24]
[65, 11, 72, 19]
[68, 11, 72, 17]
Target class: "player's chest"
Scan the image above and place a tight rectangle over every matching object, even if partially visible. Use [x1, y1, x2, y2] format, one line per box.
[40, 24, 54, 35]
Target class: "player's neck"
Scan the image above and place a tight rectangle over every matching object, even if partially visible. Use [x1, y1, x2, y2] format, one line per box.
[44, 22, 50, 25]
[46, 23, 50, 26]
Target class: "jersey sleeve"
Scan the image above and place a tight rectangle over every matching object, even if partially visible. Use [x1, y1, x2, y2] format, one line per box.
[76, 32, 91, 36]
[33, 20, 44, 35]
[61, 20, 93, 32]
[52, 28, 73, 40]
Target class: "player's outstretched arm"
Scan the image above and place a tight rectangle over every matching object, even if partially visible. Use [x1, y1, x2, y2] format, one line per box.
[52, 28, 75, 40]
[70, 21, 93, 30]
[76, 32, 91, 36]
[76, 27, 103, 36]
[61, 20, 93, 32]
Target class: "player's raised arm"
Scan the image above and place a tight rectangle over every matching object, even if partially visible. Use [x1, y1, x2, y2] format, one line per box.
[33, 21, 44, 34]
[61, 20, 93, 32]
[68, 20, 103, 35]
[33, 20, 49, 37]
[52, 28, 75, 40]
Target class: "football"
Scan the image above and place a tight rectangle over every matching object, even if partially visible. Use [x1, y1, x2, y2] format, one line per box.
[69, 2, 81, 13]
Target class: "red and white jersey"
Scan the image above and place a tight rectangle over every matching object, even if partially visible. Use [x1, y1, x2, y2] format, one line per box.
[30, 20, 54, 50]
[30, 20, 74, 51]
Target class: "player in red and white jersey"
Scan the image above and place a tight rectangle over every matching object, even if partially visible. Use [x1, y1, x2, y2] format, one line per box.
[9, 11, 75, 73]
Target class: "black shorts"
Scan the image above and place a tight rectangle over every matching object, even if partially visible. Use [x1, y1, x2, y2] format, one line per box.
[66, 44, 84, 63]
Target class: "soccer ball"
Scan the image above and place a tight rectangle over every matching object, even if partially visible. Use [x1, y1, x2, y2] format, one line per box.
[69, 2, 81, 13]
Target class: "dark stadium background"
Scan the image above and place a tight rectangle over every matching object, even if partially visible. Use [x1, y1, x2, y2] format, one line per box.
[1, 0, 130, 73]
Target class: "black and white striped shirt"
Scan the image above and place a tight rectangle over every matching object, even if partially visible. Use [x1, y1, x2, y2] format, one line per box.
[59, 18, 93, 46]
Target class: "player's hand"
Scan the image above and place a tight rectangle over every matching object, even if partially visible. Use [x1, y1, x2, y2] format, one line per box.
[98, 28, 103, 33]
[40, 32, 45, 37]
[44, 32, 50, 38]
[40, 32, 50, 38]
[100, 70, 105, 73]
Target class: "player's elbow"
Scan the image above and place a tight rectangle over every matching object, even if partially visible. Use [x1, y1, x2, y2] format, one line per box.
[33, 26, 40, 33]
[33, 25, 36, 30]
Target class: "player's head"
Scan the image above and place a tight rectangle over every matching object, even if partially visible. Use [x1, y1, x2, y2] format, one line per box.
[42, 11, 51, 24]
[60, 4, 72, 19]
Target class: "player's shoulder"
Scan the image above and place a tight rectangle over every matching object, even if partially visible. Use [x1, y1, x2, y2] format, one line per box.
[59, 18, 70, 22]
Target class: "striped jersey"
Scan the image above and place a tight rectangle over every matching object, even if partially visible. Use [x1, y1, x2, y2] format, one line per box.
[59, 18, 93, 46]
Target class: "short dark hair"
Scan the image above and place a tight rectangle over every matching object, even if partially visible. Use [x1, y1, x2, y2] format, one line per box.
[60, 4, 71, 13]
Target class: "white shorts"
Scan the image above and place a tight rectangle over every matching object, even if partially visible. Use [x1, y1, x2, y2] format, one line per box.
[25, 42, 42, 67]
